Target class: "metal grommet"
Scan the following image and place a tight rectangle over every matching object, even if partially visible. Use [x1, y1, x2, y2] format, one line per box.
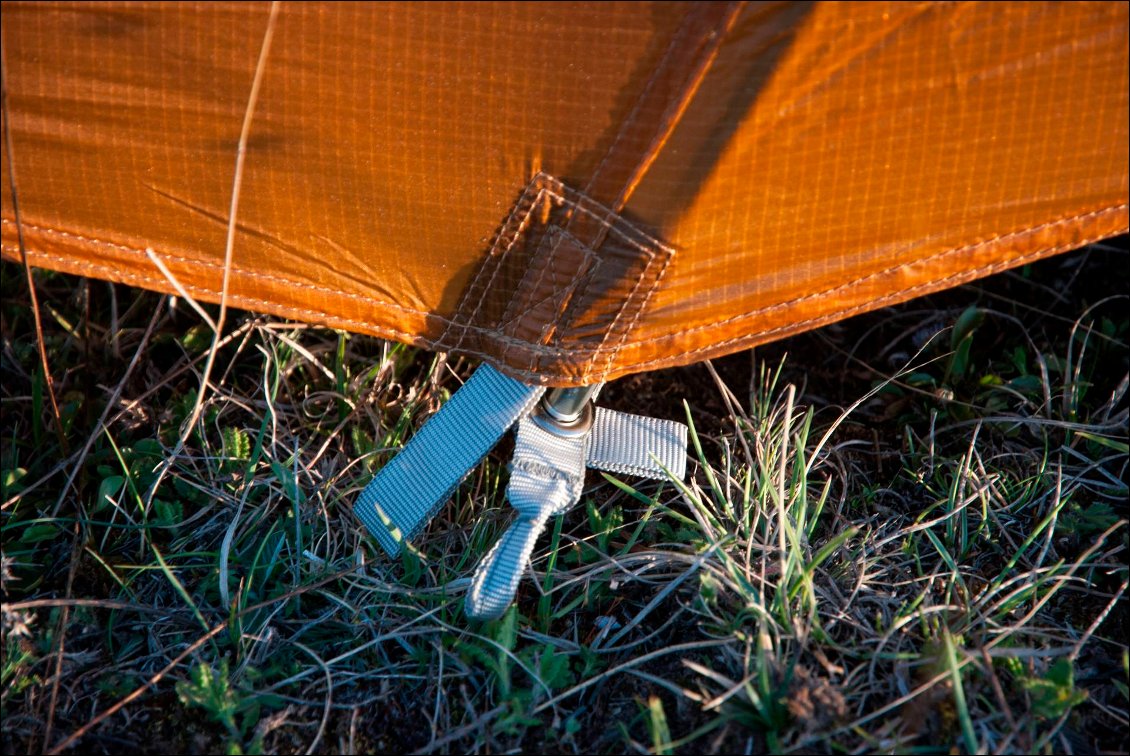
[529, 400, 594, 438]
[543, 385, 599, 423]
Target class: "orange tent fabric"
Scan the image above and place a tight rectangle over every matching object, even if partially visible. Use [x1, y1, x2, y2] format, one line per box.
[2, 1, 1127, 386]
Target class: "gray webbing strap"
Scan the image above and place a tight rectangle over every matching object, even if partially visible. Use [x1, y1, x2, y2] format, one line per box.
[465, 407, 688, 620]
[465, 416, 587, 619]
[587, 407, 688, 480]
[354, 365, 544, 556]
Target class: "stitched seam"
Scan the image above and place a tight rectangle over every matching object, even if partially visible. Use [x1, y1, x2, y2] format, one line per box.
[0, 241, 643, 361]
[9, 221, 1123, 382]
[578, 3, 741, 357]
[1, 189, 670, 339]
[439, 177, 550, 349]
[2, 246, 572, 357]
[622, 203, 1130, 350]
[585, 245, 658, 381]
[6, 206, 1123, 377]
[598, 238, 677, 380]
[608, 1, 745, 217]
[496, 233, 553, 333]
[534, 250, 597, 345]
[2, 218, 429, 318]
[550, 255, 604, 349]
[496, 226, 586, 332]
[3, 245, 581, 381]
[447, 181, 560, 360]
[617, 222, 1130, 371]
[583, 8, 695, 198]
[6, 206, 1124, 360]
[430, 173, 673, 347]
[540, 231, 595, 339]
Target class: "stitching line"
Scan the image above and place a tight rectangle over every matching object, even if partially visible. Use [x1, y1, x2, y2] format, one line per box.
[431, 172, 674, 354]
[2, 245, 576, 381]
[4, 205, 1125, 378]
[607, 1, 745, 219]
[2, 218, 425, 317]
[0, 190, 667, 339]
[583, 9, 695, 198]
[587, 245, 658, 380]
[598, 236, 677, 380]
[622, 203, 1130, 350]
[496, 226, 586, 333]
[438, 177, 550, 350]
[549, 255, 605, 349]
[577, 3, 741, 353]
[619, 220, 1130, 370]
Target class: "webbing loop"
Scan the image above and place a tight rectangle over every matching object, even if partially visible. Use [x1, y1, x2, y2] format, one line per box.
[353, 364, 687, 619]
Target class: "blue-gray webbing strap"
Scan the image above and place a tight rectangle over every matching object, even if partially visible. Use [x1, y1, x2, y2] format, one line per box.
[353, 364, 544, 557]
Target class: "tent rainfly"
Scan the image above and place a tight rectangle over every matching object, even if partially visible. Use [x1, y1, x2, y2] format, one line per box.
[3, 1, 1127, 618]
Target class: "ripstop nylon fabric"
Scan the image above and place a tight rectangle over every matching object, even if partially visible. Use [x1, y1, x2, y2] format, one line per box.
[2, 2, 1127, 385]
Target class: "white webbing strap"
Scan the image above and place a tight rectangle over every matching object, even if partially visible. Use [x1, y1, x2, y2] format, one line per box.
[465, 407, 687, 620]
[465, 416, 587, 619]
[588, 406, 687, 480]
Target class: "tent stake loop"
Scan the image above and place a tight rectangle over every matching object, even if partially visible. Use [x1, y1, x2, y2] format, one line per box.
[353, 364, 688, 619]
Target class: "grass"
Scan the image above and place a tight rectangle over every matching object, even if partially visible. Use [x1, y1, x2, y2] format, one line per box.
[1, 237, 1127, 754]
